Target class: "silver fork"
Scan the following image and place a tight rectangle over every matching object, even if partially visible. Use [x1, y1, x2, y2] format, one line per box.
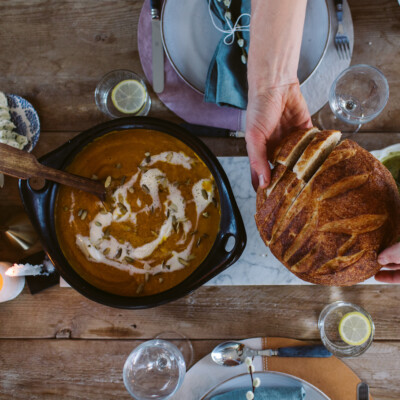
[334, 0, 351, 59]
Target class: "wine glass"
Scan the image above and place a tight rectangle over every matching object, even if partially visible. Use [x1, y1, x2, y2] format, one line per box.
[123, 333, 192, 400]
[316, 64, 389, 134]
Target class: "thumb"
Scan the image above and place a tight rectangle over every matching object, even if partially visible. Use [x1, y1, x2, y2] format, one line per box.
[378, 242, 400, 265]
[245, 133, 271, 191]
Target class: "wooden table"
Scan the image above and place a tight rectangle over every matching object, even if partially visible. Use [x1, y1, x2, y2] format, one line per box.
[1, 1, 400, 399]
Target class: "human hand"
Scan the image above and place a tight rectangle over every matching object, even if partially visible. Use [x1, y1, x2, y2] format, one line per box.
[245, 81, 312, 191]
[375, 242, 400, 283]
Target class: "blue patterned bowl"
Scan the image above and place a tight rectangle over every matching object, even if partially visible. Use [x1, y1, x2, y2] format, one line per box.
[6, 94, 40, 153]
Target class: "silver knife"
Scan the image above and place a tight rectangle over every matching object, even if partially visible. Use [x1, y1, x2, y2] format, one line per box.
[151, 0, 164, 93]
[357, 382, 369, 400]
[180, 122, 245, 138]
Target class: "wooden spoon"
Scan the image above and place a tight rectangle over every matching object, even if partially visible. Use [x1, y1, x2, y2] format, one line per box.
[0, 143, 106, 201]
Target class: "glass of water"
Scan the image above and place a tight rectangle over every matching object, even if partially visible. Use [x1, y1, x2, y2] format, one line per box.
[317, 64, 389, 134]
[95, 69, 151, 119]
[123, 339, 186, 400]
[318, 301, 375, 357]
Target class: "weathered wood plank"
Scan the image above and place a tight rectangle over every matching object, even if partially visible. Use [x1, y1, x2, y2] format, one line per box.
[0, 339, 398, 400]
[0, 285, 398, 340]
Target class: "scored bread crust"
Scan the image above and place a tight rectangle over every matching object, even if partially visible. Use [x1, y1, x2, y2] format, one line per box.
[272, 127, 319, 167]
[267, 139, 400, 286]
[256, 130, 342, 247]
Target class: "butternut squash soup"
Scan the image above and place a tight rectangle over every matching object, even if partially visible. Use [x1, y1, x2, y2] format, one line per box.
[55, 129, 221, 296]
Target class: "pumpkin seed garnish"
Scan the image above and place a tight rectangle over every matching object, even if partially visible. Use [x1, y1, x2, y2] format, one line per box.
[63, 206, 69, 212]
[103, 247, 111, 255]
[202, 212, 209, 218]
[104, 176, 112, 188]
[151, 230, 158, 237]
[196, 237, 202, 247]
[128, 187, 134, 194]
[91, 174, 98, 180]
[143, 264, 151, 271]
[145, 152, 151, 163]
[115, 163, 122, 169]
[142, 184, 150, 194]
[78, 209, 83, 217]
[81, 210, 88, 220]
[95, 221, 102, 227]
[158, 277, 164, 283]
[118, 202, 128, 213]
[201, 189, 208, 200]
[187, 254, 196, 261]
[145, 273, 150, 282]
[169, 203, 178, 212]
[166, 152, 173, 162]
[125, 256, 134, 263]
[178, 257, 189, 266]
[120, 175, 126, 185]
[115, 248, 122, 259]
[136, 283, 144, 294]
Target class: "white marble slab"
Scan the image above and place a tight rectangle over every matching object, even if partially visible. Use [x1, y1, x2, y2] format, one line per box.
[206, 157, 381, 286]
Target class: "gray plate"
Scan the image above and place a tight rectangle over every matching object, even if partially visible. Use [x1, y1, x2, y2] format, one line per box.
[201, 371, 330, 400]
[161, 0, 353, 117]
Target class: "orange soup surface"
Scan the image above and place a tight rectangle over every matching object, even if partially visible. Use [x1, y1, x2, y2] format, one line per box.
[55, 129, 221, 296]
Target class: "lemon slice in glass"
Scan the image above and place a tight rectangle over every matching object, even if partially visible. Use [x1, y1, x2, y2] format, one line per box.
[338, 311, 372, 346]
[111, 79, 147, 114]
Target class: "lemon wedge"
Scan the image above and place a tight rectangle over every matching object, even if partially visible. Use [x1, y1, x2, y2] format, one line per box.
[111, 79, 147, 114]
[338, 311, 372, 346]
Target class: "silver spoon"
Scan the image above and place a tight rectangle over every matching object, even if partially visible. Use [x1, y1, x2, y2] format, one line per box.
[211, 341, 332, 367]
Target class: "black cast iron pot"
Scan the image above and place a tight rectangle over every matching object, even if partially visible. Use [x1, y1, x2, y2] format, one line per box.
[19, 117, 246, 309]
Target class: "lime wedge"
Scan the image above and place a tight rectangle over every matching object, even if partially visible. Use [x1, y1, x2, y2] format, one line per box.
[338, 311, 372, 346]
[111, 79, 147, 114]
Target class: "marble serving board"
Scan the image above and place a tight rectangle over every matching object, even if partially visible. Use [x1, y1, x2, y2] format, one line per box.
[207, 157, 381, 286]
[60, 156, 381, 287]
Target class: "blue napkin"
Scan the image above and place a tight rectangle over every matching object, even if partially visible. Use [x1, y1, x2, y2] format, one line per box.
[204, 0, 251, 109]
[210, 386, 306, 400]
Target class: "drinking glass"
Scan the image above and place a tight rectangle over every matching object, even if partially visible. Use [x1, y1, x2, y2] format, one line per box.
[95, 69, 151, 119]
[123, 339, 187, 400]
[318, 301, 375, 357]
[316, 64, 389, 134]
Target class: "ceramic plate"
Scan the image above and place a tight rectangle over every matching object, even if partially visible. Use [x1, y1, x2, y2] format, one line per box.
[161, 0, 330, 94]
[6, 94, 40, 153]
[201, 371, 330, 400]
[370, 143, 400, 162]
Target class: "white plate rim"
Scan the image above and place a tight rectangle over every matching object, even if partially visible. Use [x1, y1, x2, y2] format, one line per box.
[160, 0, 331, 95]
[199, 370, 330, 400]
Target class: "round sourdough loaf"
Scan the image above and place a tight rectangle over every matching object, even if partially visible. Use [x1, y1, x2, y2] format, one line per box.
[256, 130, 400, 286]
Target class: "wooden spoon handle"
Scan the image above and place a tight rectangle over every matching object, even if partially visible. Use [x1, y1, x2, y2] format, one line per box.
[0, 144, 106, 200]
[38, 165, 106, 200]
